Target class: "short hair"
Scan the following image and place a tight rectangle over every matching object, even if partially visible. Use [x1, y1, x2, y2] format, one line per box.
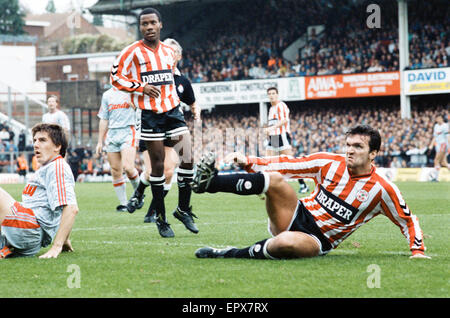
[47, 94, 58, 102]
[32, 123, 68, 158]
[163, 38, 182, 55]
[346, 125, 381, 153]
[267, 86, 278, 94]
[139, 8, 162, 22]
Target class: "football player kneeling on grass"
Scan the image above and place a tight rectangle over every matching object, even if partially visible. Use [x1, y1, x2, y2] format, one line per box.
[0, 123, 78, 259]
[192, 125, 431, 260]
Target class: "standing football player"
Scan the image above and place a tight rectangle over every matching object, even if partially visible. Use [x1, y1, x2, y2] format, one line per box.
[264, 86, 309, 194]
[140, 37, 201, 224]
[428, 114, 449, 181]
[42, 95, 71, 147]
[95, 87, 140, 212]
[111, 8, 196, 238]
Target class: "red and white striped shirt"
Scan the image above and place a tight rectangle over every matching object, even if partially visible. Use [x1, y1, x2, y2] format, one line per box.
[245, 153, 425, 254]
[267, 101, 290, 135]
[111, 40, 180, 113]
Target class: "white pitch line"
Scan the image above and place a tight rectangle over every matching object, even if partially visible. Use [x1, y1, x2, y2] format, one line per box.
[76, 239, 227, 248]
[72, 220, 267, 232]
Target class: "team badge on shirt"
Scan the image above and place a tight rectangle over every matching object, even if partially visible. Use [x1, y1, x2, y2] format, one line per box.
[356, 189, 369, 202]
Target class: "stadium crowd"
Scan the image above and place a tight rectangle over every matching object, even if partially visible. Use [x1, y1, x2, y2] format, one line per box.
[1, 103, 447, 177]
[3, 100, 445, 176]
[179, 0, 449, 83]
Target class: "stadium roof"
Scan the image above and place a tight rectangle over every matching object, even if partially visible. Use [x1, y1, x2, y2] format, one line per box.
[88, 0, 228, 15]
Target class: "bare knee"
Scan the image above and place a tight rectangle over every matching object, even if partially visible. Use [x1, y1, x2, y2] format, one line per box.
[268, 172, 284, 189]
[268, 231, 320, 258]
[110, 166, 122, 179]
[123, 163, 135, 176]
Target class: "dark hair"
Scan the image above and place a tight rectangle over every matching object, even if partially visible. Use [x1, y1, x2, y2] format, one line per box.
[346, 125, 381, 152]
[47, 94, 58, 102]
[32, 123, 68, 158]
[267, 86, 278, 93]
[139, 8, 162, 22]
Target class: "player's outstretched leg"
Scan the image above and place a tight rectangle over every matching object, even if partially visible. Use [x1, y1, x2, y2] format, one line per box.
[191, 152, 269, 196]
[196, 232, 320, 260]
[193, 153, 320, 260]
[195, 238, 278, 259]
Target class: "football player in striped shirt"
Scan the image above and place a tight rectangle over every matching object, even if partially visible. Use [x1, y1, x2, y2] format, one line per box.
[110, 8, 195, 238]
[95, 87, 140, 212]
[192, 125, 430, 260]
[265, 86, 309, 194]
[141, 38, 201, 224]
[0, 123, 78, 259]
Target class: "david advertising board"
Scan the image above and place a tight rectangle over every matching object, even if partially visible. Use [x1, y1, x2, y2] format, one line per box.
[404, 67, 450, 95]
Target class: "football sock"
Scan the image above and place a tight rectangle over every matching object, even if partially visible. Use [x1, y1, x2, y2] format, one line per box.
[225, 238, 277, 259]
[134, 172, 150, 198]
[177, 168, 194, 211]
[128, 169, 140, 191]
[206, 172, 269, 195]
[149, 175, 166, 220]
[113, 177, 128, 206]
[146, 184, 170, 216]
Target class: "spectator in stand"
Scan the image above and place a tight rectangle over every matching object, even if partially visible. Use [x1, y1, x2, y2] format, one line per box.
[17, 153, 28, 183]
[18, 130, 27, 152]
[68, 150, 81, 182]
[5, 143, 18, 172]
[0, 127, 10, 143]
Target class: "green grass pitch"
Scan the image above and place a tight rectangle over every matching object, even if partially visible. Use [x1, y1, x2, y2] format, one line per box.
[0, 180, 448, 298]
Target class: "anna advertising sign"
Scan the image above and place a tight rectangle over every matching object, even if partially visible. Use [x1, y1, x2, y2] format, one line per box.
[305, 72, 400, 99]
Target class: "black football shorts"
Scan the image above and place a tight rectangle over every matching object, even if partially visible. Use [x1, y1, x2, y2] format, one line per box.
[138, 106, 189, 142]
